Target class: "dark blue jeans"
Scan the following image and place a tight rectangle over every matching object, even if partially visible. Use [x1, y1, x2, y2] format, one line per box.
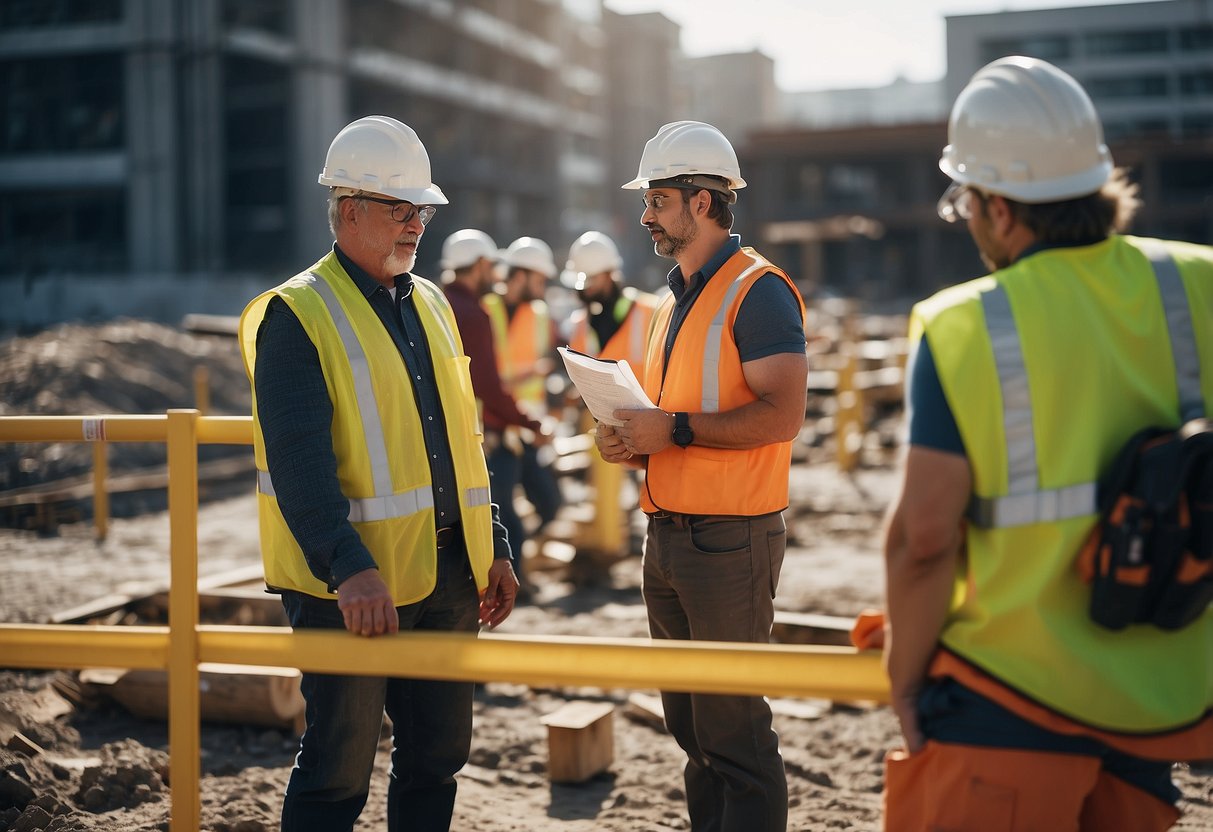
[279, 557, 480, 832]
[487, 442, 524, 577]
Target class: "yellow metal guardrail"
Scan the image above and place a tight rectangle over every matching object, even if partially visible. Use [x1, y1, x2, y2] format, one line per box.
[0, 410, 888, 831]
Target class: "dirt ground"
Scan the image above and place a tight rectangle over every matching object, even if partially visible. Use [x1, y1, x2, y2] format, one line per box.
[2, 321, 1212, 831]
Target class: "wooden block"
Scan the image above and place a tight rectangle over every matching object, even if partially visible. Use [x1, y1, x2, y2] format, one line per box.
[540, 700, 615, 783]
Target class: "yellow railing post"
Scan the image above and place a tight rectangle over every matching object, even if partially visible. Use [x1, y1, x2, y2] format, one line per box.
[836, 348, 864, 473]
[589, 441, 625, 554]
[91, 440, 109, 541]
[193, 366, 210, 415]
[166, 409, 200, 832]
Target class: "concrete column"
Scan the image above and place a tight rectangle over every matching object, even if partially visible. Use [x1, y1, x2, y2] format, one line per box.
[125, 0, 179, 272]
[176, 0, 224, 272]
[292, 0, 348, 263]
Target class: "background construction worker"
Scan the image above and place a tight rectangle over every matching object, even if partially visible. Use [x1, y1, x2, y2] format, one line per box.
[882, 57, 1213, 831]
[595, 120, 808, 832]
[439, 229, 552, 587]
[239, 116, 518, 832]
[481, 236, 564, 580]
[563, 230, 658, 368]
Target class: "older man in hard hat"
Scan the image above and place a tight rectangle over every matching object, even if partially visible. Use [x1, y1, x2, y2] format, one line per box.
[239, 117, 518, 832]
[882, 57, 1213, 831]
[596, 121, 808, 832]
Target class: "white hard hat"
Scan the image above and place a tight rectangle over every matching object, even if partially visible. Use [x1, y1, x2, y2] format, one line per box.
[940, 56, 1112, 203]
[562, 231, 623, 290]
[318, 115, 448, 205]
[621, 120, 746, 196]
[503, 237, 557, 279]
[440, 229, 498, 271]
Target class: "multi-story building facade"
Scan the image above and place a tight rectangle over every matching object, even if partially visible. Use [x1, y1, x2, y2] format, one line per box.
[601, 9, 681, 290]
[946, 0, 1213, 142]
[0, 0, 617, 330]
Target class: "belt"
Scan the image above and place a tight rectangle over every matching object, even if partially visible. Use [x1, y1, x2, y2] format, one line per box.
[648, 511, 705, 529]
[435, 524, 461, 550]
[648, 511, 770, 529]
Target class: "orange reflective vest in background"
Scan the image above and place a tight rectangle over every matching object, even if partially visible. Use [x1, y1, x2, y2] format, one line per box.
[482, 294, 551, 414]
[640, 247, 805, 516]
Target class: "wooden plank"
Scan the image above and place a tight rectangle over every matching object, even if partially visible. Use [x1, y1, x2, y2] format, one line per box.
[771, 611, 856, 647]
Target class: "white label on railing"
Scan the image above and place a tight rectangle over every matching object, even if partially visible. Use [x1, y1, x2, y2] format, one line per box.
[82, 419, 106, 442]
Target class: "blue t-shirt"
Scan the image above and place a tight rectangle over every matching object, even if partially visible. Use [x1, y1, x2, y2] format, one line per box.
[907, 336, 966, 456]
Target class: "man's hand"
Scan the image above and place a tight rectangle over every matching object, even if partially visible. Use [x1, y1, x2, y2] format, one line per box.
[336, 568, 399, 637]
[615, 408, 674, 456]
[479, 558, 519, 629]
[595, 422, 639, 464]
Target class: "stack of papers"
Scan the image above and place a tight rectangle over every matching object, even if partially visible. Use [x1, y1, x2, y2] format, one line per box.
[557, 347, 655, 426]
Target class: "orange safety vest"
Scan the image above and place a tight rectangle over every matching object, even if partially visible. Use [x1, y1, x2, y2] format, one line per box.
[482, 294, 551, 412]
[640, 247, 804, 516]
[568, 288, 657, 367]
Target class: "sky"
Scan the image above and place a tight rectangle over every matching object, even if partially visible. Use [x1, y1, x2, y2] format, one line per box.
[600, 0, 1168, 91]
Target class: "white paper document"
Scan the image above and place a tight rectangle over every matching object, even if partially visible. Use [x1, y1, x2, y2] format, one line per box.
[557, 346, 655, 426]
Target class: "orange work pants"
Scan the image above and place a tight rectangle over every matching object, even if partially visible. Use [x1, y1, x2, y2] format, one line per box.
[883, 741, 1180, 832]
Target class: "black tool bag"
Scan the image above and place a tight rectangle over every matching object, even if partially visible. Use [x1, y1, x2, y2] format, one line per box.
[1079, 418, 1213, 630]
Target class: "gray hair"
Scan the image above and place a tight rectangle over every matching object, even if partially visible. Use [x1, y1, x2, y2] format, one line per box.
[327, 188, 369, 237]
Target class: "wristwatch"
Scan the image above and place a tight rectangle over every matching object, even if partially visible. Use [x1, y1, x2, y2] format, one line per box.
[671, 412, 694, 448]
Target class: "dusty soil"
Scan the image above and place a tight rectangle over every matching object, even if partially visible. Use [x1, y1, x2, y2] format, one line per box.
[2, 321, 1212, 831]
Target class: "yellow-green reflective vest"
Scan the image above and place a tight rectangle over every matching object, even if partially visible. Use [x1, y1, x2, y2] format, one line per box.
[912, 235, 1213, 733]
[239, 251, 494, 605]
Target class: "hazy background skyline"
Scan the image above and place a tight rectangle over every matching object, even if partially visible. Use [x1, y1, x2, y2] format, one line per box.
[602, 0, 1171, 90]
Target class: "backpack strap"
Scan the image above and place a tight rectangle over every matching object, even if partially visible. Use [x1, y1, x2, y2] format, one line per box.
[969, 243, 1203, 528]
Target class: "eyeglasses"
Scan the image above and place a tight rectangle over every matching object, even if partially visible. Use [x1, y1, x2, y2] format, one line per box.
[937, 182, 985, 223]
[641, 192, 681, 211]
[346, 194, 437, 226]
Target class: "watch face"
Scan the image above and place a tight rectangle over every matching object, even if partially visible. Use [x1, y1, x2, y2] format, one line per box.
[673, 426, 693, 447]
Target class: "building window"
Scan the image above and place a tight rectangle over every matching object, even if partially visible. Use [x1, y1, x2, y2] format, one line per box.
[981, 35, 1071, 64]
[223, 56, 290, 271]
[1084, 29, 1170, 56]
[1087, 74, 1169, 100]
[1103, 118, 1171, 142]
[1180, 114, 1213, 138]
[1180, 70, 1213, 97]
[1158, 157, 1213, 201]
[0, 0, 120, 28]
[1179, 25, 1213, 52]
[0, 188, 127, 272]
[0, 55, 124, 154]
[222, 0, 289, 36]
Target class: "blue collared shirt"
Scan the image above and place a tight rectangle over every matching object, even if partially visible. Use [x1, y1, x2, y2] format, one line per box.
[254, 245, 509, 593]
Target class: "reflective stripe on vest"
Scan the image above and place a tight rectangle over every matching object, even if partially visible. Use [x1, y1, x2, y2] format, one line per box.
[969, 245, 1204, 528]
[255, 274, 489, 523]
[702, 258, 771, 413]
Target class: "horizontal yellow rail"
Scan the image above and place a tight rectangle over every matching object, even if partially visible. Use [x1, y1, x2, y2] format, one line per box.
[0, 624, 171, 670]
[0, 624, 888, 703]
[0, 415, 251, 445]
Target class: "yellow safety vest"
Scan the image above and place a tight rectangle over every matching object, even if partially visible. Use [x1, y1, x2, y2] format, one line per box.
[568, 287, 658, 368]
[239, 251, 495, 605]
[482, 293, 552, 412]
[640, 247, 805, 516]
[913, 235, 1213, 733]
